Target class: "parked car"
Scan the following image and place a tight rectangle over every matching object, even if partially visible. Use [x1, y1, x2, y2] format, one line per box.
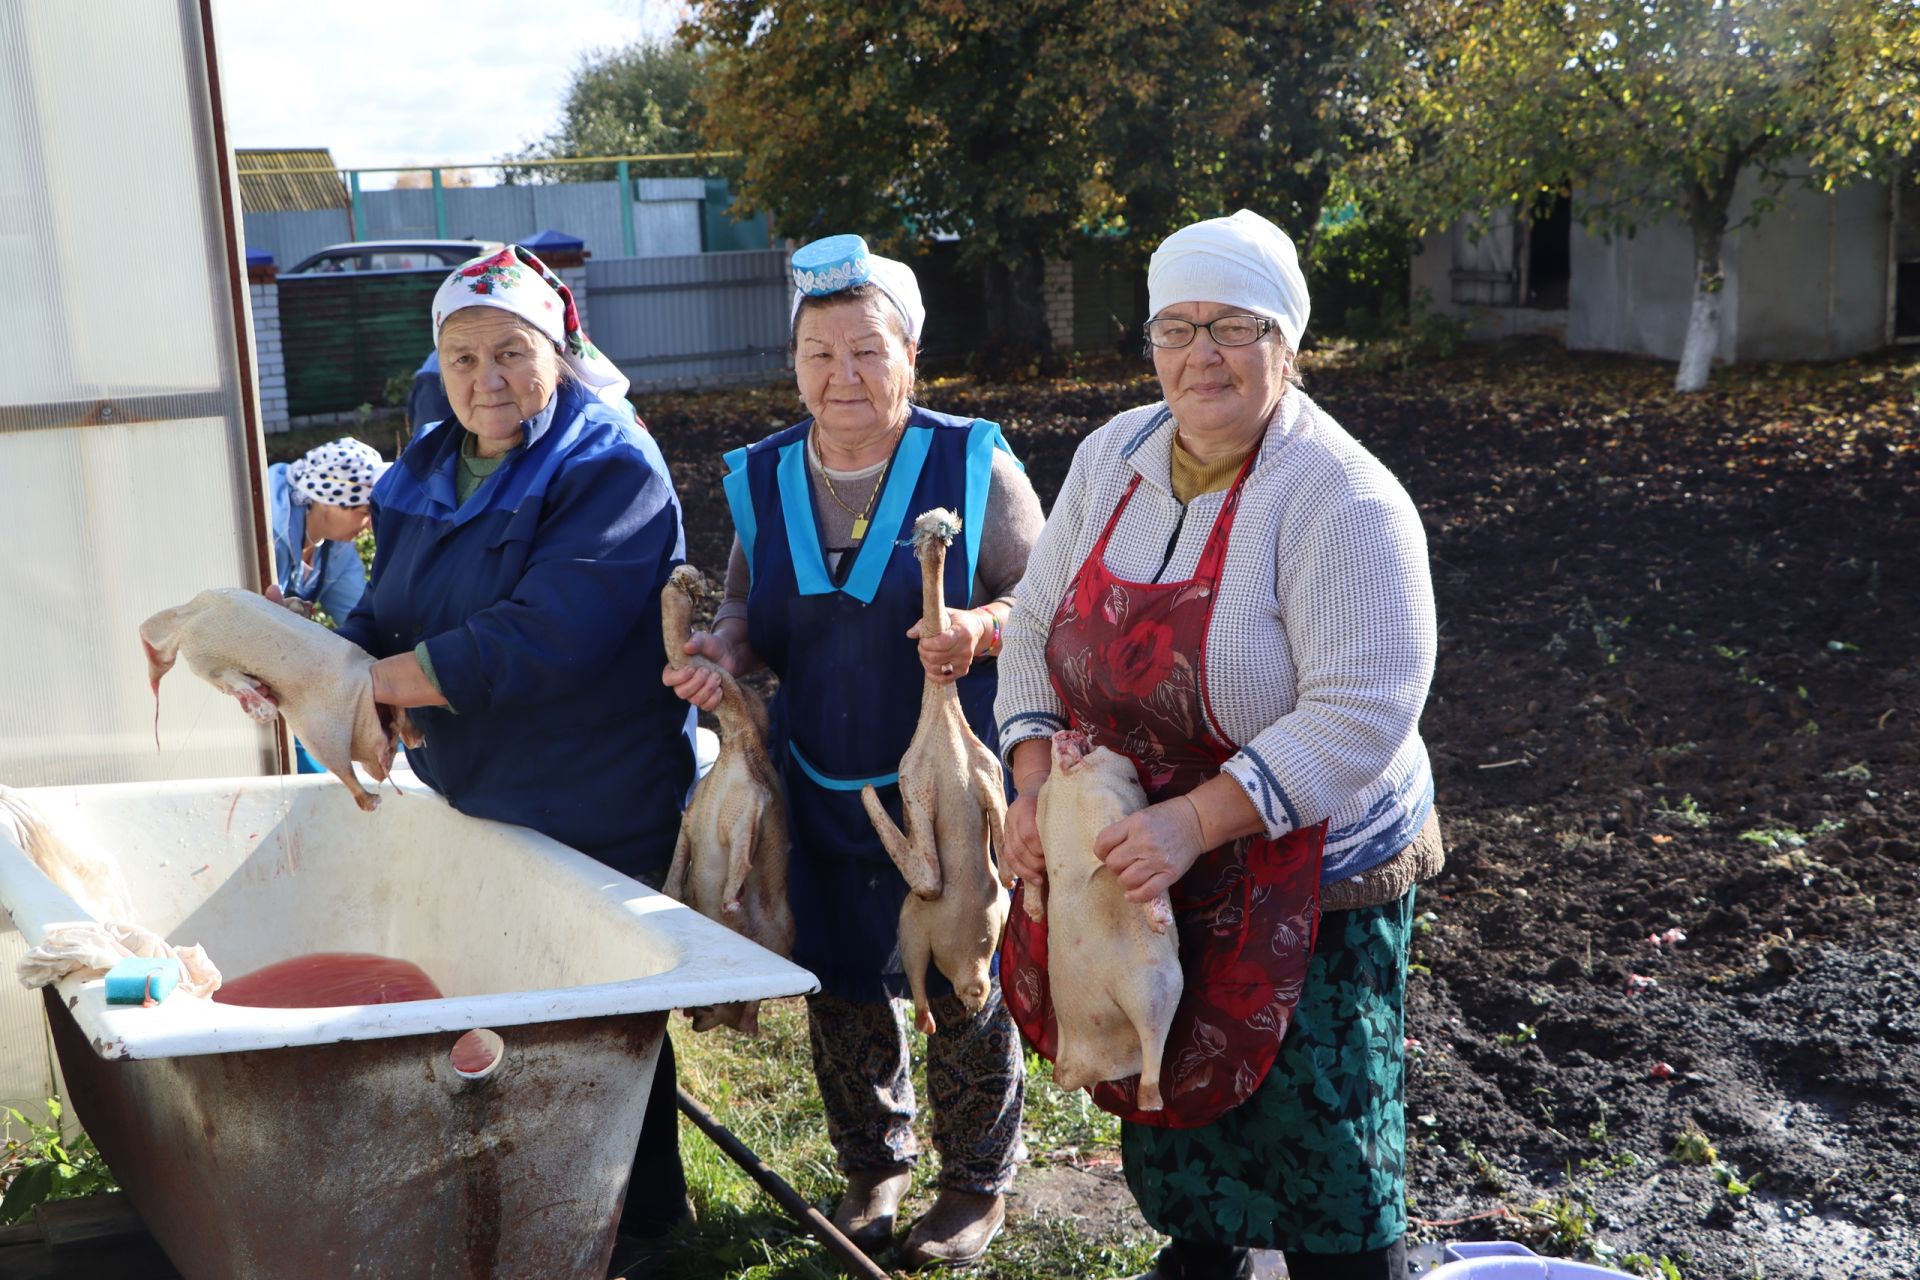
[283, 239, 501, 276]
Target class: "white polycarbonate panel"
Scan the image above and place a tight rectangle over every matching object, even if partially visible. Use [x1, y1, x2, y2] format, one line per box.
[0, 2, 225, 401]
[0, 0, 270, 789]
[0, 418, 270, 784]
[0, 0, 271, 1118]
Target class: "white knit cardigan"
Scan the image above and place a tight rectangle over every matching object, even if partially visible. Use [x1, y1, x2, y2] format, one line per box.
[994, 388, 1437, 885]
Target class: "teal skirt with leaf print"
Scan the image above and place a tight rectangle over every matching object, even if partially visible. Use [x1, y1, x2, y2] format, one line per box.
[1120, 890, 1415, 1254]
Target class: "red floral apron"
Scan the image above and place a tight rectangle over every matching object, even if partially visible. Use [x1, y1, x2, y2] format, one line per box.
[1001, 457, 1326, 1129]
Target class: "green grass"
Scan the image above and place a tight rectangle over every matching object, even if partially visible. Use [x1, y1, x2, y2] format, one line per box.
[1651, 794, 1713, 829]
[666, 998, 1160, 1278]
[0, 1099, 117, 1225]
[1735, 819, 1844, 851]
[1670, 1125, 1717, 1166]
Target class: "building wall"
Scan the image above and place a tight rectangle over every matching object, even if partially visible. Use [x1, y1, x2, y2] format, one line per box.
[1566, 201, 1727, 362]
[1417, 171, 1892, 365]
[1411, 226, 1569, 342]
[1730, 174, 1888, 362]
[1408, 233, 1452, 317]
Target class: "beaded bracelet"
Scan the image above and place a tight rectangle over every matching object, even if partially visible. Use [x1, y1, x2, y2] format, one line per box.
[984, 612, 1004, 657]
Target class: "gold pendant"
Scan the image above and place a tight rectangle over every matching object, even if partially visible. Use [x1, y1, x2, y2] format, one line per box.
[852, 516, 869, 540]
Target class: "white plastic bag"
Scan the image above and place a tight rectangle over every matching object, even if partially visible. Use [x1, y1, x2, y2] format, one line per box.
[3, 787, 223, 997]
[16, 920, 222, 997]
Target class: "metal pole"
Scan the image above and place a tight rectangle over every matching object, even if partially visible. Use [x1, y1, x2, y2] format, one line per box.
[236, 151, 738, 178]
[617, 159, 636, 258]
[432, 167, 448, 238]
[349, 170, 365, 240]
[675, 1087, 893, 1280]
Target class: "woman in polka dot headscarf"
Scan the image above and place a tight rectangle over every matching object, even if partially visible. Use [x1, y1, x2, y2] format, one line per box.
[265, 437, 387, 625]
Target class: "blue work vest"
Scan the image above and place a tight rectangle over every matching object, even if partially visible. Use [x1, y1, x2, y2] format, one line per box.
[724, 407, 1012, 1000]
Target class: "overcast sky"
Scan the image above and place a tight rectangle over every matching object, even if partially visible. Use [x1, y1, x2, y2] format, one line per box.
[213, 1, 679, 186]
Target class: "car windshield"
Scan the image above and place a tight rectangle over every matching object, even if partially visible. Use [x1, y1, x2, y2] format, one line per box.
[292, 245, 483, 274]
[364, 251, 422, 270]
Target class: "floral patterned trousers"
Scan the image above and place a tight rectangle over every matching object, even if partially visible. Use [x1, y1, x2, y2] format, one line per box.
[1121, 890, 1415, 1254]
[806, 982, 1025, 1194]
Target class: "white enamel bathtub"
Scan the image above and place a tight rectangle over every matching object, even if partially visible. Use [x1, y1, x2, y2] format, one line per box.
[0, 772, 816, 1278]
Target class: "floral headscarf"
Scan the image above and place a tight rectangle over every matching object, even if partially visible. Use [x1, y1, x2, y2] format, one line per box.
[430, 245, 632, 412]
[287, 438, 387, 508]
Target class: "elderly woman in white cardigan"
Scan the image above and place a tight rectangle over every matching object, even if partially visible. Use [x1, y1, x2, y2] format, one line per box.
[994, 209, 1440, 1280]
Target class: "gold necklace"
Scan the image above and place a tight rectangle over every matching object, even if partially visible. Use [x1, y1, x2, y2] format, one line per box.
[820, 458, 889, 540]
[815, 432, 894, 540]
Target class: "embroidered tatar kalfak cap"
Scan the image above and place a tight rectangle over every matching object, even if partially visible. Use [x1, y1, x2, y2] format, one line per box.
[789, 233, 926, 343]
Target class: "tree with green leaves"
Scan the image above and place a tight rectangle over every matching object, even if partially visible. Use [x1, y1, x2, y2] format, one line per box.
[1365, 0, 1920, 390]
[681, 0, 1390, 357]
[1096, 3, 1398, 262]
[502, 38, 709, 182]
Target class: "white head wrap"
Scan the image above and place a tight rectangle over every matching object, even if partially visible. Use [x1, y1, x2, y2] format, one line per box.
[287, 438, 387, 508]
[789, 243, 926, 344]
[1147, 209, 1310, 351]
[431, 245, 633, 413]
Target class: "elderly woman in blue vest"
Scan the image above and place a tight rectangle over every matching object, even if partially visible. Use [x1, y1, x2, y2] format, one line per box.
[663, 236, 1044, 1267]
[266, 439, 383, 624]
[334, 245, 698, 1255]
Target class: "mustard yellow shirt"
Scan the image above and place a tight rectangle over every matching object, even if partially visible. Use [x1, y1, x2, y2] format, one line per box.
[1170, 436, 1256, 504]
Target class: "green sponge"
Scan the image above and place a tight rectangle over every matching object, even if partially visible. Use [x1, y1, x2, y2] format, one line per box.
[104, 956, 181, 1005]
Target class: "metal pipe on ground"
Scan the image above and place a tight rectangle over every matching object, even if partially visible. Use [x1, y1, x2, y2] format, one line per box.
[675, 1087, 893, 1280]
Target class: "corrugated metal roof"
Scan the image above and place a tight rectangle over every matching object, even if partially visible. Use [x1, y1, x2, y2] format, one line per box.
[236, 148, 349, 212]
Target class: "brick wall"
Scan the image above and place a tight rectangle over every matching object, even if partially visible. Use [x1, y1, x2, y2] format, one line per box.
[557, 264, 591, 334]
[248, 272, 289, 432]
[1043, 257, 1075, 351]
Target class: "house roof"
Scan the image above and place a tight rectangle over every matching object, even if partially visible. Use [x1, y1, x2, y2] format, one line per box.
[235, 148, 349, 212]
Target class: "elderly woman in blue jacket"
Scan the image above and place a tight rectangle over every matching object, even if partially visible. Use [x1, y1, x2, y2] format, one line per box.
[266, 439, 384, 624]
[334, 245, 697, 1251]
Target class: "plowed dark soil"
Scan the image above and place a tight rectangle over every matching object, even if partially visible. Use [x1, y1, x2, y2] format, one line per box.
[638, 343, 1920, 1280]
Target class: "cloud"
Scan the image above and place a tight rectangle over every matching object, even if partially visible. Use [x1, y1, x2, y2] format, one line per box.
[215, 0, 675, 184]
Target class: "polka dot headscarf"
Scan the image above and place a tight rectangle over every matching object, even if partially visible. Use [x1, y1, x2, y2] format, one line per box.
[287, 438, 387, 508]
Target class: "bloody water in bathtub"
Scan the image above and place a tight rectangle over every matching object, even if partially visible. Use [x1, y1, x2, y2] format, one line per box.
[216, 951, 498, 1073]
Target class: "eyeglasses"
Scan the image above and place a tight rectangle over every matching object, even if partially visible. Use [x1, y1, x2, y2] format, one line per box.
[1142, 315, 1276, 350]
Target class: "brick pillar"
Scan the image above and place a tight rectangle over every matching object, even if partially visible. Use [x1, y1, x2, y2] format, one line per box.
[560, 265, 590, 334]
[1043, 257, 1075, 352]
[247, 259, 289, 432]
[538, 247, 593, 337]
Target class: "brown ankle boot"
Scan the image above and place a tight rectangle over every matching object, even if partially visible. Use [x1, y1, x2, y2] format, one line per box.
[831, 1163, 912, 1254]
[899, 1188, 1007, 1267]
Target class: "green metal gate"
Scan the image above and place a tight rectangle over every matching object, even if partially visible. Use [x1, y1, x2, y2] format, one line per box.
[279, 271, 442, 417]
